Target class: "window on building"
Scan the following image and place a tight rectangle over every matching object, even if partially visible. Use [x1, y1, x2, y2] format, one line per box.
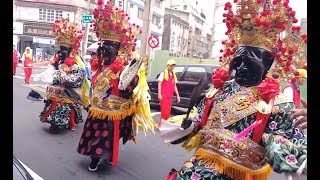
[152, 15, 161, 25]
[184, 5, 187, 10]
[55, 10, 62, 20]
[39, 9, 63, 22]
[46, 9, 55, 22]
[130, 4, 134, 8]
[39, 9, 46, 21]
[138, 8, 144, 19]
[154, 0, 161, 8]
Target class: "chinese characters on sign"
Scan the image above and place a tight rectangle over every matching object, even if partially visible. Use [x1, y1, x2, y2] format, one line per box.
[23, 23, 54, 38]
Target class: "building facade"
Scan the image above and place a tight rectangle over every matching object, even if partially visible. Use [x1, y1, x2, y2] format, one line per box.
[164, 0, 213, 58]
[110, 0, 165, 53]
[162, 14, 189, 57]
[13, 0, 92, 60]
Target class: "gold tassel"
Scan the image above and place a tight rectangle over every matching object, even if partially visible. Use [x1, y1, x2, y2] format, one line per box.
[194, 148, 272, 180]
[88, 106, 137, 121]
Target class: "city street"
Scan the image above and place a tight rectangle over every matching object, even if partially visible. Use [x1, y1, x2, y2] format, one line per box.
[13, 67, 305, 180]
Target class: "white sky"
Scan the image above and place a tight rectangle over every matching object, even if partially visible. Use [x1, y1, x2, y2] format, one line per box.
[203, 0, 307, 26]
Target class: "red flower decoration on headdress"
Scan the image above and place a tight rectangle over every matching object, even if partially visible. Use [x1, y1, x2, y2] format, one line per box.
[256, 78, 280, 103]
[110, 59, 124, 73]
[64, 57, 75, 67]
[211, 68, 229, 89]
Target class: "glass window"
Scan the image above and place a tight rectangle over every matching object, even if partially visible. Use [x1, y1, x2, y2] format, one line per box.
[47, 9, 55, 22]
[154, 0, 161, 8]
[174, 66, 185, 79]
[183, 67, 206, 82]
[138, 8, 144, 19]
[152, 15, 160, 25]
[39, 9, 46, 21]
[55, 10, 62, 20]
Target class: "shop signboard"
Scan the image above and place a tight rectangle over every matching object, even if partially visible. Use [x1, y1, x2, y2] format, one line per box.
[23, 22, 54, 38]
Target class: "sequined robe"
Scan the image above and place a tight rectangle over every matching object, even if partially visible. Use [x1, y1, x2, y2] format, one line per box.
[39, 65, 85, 128]
[168, 80, 307, 180]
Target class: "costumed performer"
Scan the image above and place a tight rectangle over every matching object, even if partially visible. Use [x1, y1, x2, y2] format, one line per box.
[39, 17, 91, 131]
[76, 0, 157, 172]
[160, 0, 308, 179]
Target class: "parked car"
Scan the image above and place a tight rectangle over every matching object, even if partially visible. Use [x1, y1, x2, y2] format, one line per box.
[147, 64, 220, 113]
[13, 155, 44, 180]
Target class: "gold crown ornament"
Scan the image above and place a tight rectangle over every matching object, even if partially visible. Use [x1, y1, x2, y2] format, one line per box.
[219, 0, 307, 83]
[53, 17, 83, 53]
[91, 0, 142, 61]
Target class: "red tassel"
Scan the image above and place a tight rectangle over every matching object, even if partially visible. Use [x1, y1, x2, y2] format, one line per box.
[200, 98, 214, 127]
[252, 112, 272, 143]
[112, 120, 120, 166]
[43, 100, 58, 120]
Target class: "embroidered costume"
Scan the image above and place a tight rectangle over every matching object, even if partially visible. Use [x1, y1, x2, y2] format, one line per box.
[161, 0, 307, 179]
[39, 18, 91, 131]
[76, 1, 157, 171]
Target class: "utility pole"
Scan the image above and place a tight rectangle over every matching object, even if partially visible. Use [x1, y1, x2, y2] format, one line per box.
[140, 0, 153, 56]
[81, 0, 92, 56]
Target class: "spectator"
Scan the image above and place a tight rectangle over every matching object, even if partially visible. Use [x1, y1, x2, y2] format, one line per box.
[13, 45, 20, 76]
[21, 47, 35, 84]
[158, 59, 180, 127]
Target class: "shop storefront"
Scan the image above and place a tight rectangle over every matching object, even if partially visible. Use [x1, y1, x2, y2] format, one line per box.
[19, 21, 58, 61]
[13, 22, 24, 53]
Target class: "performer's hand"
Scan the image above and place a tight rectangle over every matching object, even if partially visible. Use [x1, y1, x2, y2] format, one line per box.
[158, 94, 162, 102]
[176, 95, 181, 103]
[181, 117, 192, 130]
[291, 98, 307, 130]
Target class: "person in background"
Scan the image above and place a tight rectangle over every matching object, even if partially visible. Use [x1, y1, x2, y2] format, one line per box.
[158, 59, 180, 127]
[283, 69, 307, 108]
[21, 47, 35, 84]
[13, 45, 20, 76]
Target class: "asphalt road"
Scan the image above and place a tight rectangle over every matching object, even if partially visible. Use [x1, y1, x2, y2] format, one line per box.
[13, 66, 305, 180]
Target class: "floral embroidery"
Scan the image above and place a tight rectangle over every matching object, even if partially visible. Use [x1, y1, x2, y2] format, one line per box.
[190, 173, 200, 180]
[285, 154, 298, 165]
[271, 142, 281, 153]
[269, 121, 277, 130]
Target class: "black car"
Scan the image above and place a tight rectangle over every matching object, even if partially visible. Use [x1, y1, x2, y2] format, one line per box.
[147, 64, 220, 113]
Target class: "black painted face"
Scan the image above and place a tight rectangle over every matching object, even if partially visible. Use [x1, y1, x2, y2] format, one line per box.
[229, 46, 274, 87]
[57, 45, 71, 64]
[97, 40, 120, 65]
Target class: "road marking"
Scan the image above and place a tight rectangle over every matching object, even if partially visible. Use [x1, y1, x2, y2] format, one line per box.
[151, 112, 161, 116]
[22, 84, 46, 93]
[17, 159, 44, 180]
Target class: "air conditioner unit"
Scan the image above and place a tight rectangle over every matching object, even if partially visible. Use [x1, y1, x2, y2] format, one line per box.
[158, 23, 162, 28]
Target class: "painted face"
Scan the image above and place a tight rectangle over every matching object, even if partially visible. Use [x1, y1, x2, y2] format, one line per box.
[98, 40, 120, 65]
[57, 45, 71, 64]
[229, 46, 274, 87]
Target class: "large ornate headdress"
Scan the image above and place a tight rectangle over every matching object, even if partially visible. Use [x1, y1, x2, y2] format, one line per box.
[219, 0, 307, 82]
[91, 0, 142, 61]
[53, 17, 84, 54]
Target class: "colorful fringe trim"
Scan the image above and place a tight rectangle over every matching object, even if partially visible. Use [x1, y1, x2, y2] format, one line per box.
[88, 106, 137, 121]
[194, 148, 272, 180]
[132, 64, 158, 135]
[47, 95, 73, 104]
